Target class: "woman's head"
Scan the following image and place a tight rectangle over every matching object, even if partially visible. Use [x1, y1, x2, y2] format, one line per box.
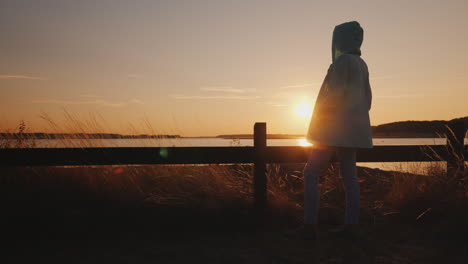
[332, 21, 364, 63]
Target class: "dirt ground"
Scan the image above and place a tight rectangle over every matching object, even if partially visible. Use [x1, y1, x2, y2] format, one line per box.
[3, 204, 467, 264]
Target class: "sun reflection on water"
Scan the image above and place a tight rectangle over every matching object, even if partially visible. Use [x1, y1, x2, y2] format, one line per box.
[297, 138, 312, 147]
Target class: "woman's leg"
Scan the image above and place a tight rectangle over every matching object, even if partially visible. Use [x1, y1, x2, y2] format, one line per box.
[337, 148, 360, 225]
[303, 146, 334, 225]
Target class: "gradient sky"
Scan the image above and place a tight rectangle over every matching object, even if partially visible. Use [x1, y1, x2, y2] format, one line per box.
[1, 0, 467, 136]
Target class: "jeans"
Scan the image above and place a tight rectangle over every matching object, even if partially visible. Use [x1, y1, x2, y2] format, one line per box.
[303, 146, 359, 225]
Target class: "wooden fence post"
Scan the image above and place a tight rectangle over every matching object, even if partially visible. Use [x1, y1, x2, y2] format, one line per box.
[254, 122, 267, 214]
[446, 121, 466, 175]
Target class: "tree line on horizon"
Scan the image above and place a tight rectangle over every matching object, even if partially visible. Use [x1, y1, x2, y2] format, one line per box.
[0, 133, 181, 140]
[217, 116, 468, 139]
[0, 117, 466, 139]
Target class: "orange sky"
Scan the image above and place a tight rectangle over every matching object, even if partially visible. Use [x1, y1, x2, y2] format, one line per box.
[1, 0, 467, 136]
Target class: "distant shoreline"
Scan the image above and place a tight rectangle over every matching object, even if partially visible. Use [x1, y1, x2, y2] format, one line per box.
[1, 116, 466, 139]
[0, 133, 181, 140]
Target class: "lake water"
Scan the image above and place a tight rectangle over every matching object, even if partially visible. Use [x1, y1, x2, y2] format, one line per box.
[19, 137, 453, 148]
[6, 137, 467, 175]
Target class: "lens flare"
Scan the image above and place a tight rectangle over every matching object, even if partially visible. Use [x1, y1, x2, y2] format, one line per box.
[159, 148, 169, 158]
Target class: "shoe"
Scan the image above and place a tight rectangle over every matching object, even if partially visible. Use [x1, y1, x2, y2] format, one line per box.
[283, 224, 319, 240]
[329, 224, 359, 240]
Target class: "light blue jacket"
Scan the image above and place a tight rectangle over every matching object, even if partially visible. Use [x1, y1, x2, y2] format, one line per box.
[306, 21, 373, 148]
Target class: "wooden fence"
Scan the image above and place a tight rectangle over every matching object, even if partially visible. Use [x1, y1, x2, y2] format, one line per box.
[0, 122, 466, 211]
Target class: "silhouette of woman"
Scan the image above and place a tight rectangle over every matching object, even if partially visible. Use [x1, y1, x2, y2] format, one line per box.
[287, 21, 373, 240]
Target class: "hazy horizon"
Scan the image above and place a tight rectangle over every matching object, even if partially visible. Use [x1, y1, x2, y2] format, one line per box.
[1, 0, 467, 136]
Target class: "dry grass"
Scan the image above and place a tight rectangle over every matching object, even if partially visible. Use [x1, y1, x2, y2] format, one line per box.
[1, 114, 466, 221]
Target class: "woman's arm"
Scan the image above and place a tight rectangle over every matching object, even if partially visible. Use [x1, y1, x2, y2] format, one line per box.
[366, 71, 372, 111]
[321, 55, 352, 111]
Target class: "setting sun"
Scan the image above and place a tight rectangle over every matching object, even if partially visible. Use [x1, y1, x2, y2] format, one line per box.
[295, 101, 313, 119]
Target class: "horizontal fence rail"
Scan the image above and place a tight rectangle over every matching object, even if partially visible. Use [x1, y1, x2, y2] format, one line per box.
[0, 147, 256, 167]
[0, 121, 466, 212]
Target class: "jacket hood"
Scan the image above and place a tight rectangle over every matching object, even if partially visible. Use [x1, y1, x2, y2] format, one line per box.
[332, 21, 363, 63]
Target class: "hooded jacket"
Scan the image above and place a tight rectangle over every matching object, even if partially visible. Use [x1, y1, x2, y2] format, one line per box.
[306, 21, 373, 148]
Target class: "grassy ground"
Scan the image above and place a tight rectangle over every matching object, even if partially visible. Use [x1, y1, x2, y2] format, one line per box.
[1, 162, 467, 264]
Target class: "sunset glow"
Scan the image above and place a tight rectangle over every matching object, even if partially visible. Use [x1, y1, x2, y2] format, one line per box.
[0, 1, 467, 137]
[295, 101, 313, 119]
[2, 2, 468, 263]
